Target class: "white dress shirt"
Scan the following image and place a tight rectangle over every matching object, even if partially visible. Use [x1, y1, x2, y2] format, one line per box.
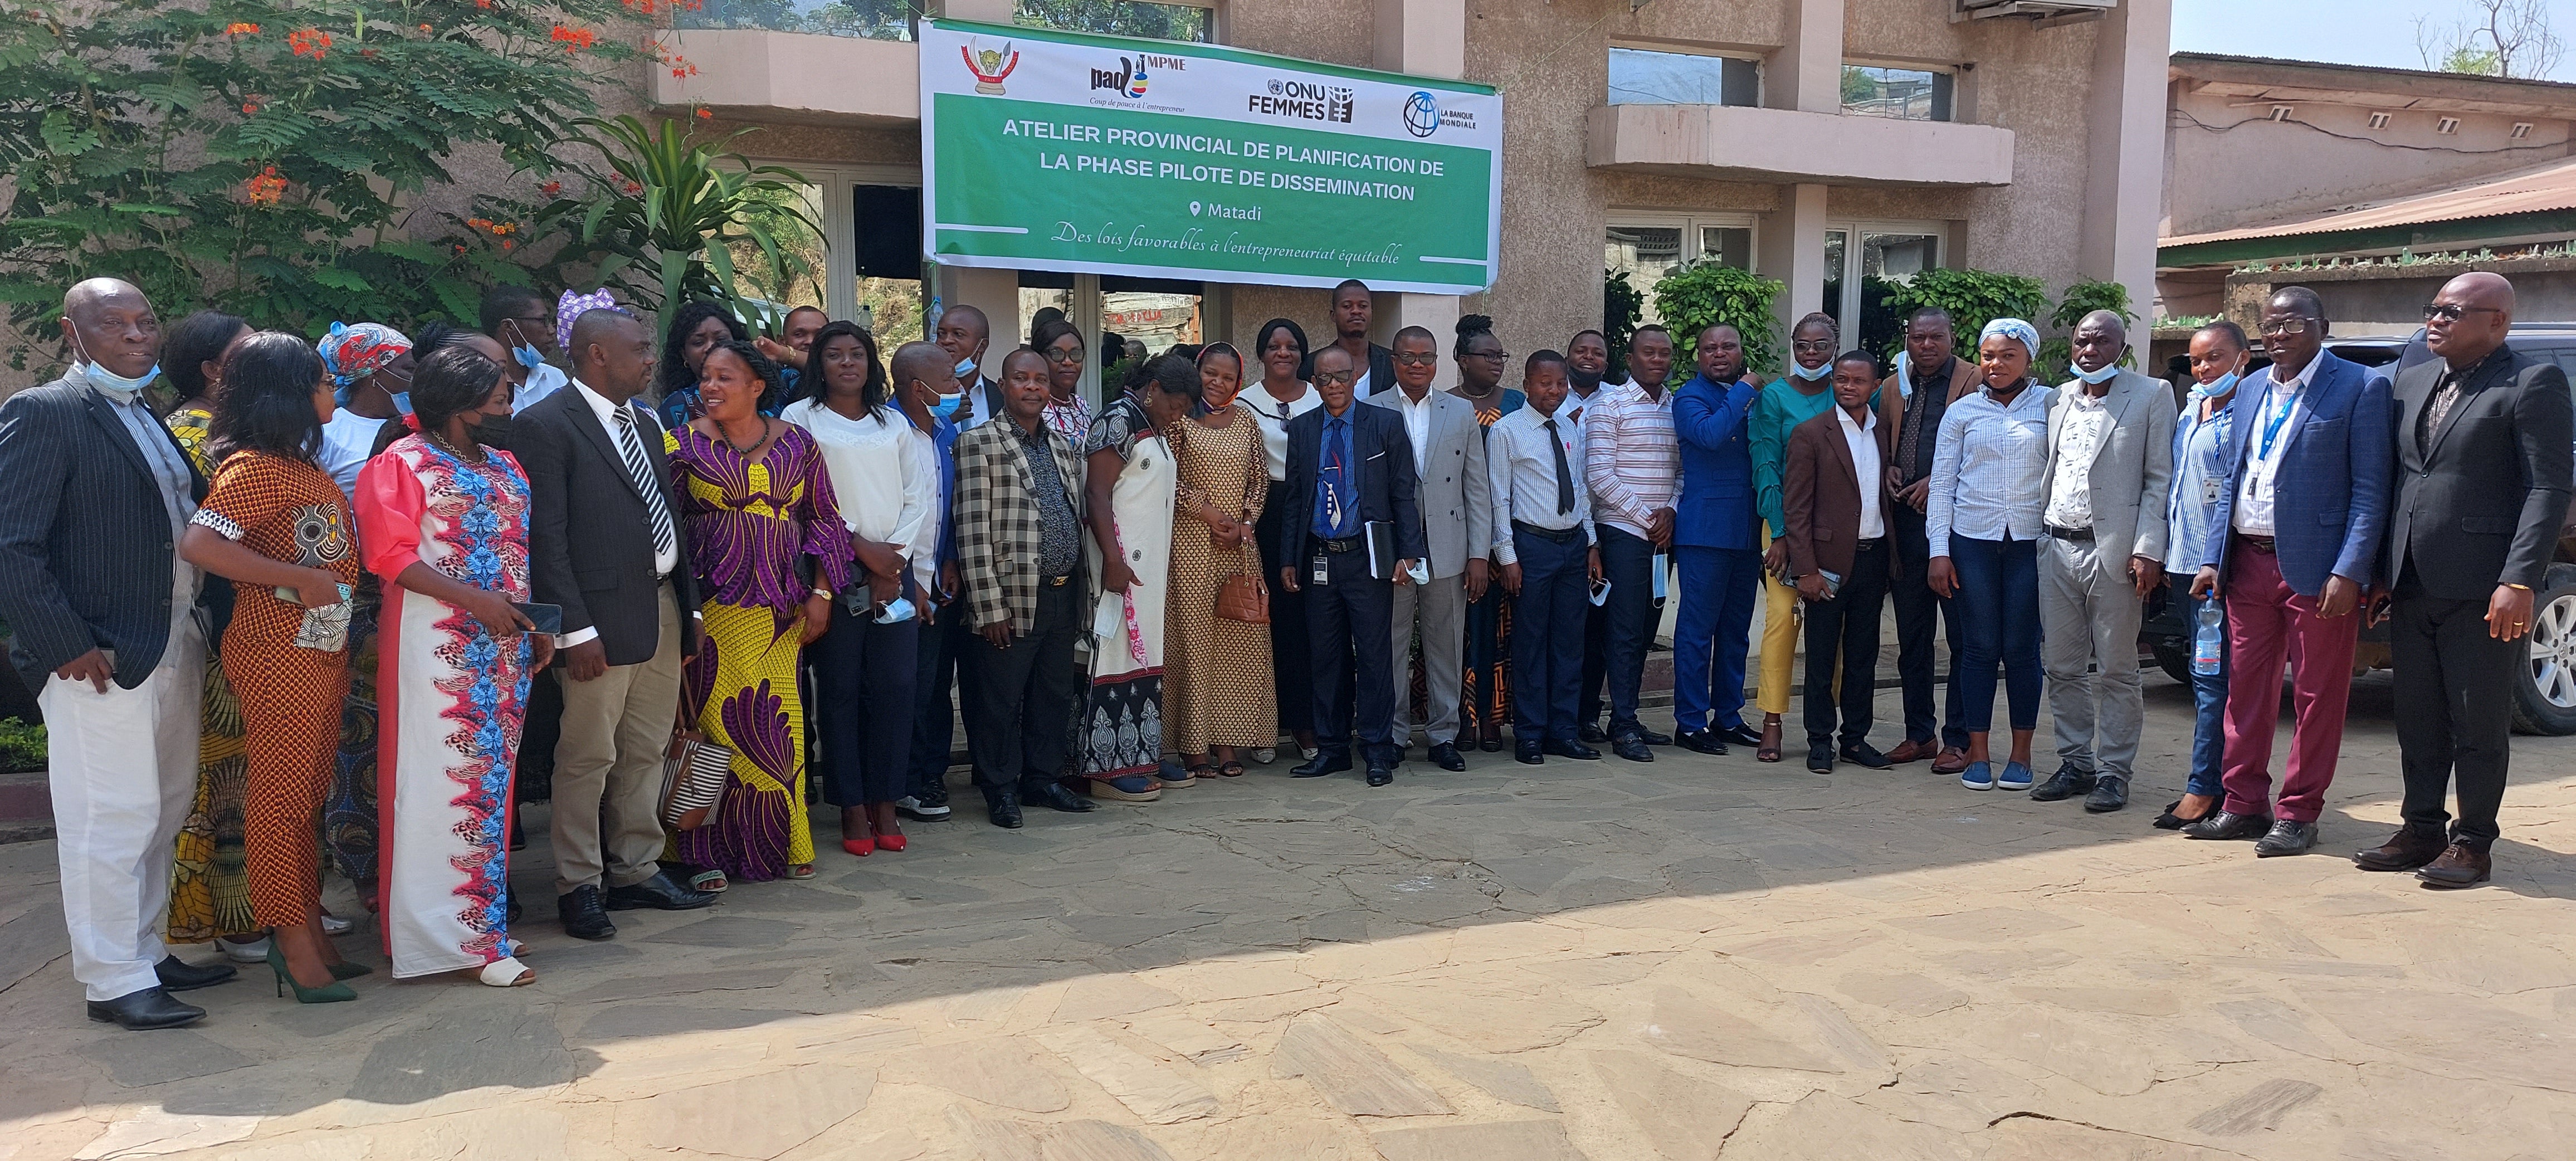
[905, 425, 942, 597]
[1839, 405, 1885, 540]
[782, 397, 932, 573]
[2045, 386, 2111, 530]
[1926, 383, 2054, 557]
[512, 362, 570, 414]
[316, 408, 385, 498]
[1248, 380, 1323, 481]
[1395, 384, 1436, 477]
[2233, 355, 2318, 536]
[1486, 404, 1594, 565]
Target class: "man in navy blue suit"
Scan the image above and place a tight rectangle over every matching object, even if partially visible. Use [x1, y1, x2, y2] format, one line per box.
[1278, 344, 1423, 786]
[1668, 325, 1764, 755]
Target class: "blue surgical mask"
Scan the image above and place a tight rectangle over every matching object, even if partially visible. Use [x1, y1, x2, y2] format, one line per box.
[390, 391, 413, 416]
[2190, 370, 2241, 401]
[875, 596, 917, 625]
[2073, 360, 2121, 386]
[514, 343, 545, 370]
[77, 359, 160, 400]
[1788, 360, 1831, 381]
[954, 356, 977, 381]
[934, 393, 966, 421]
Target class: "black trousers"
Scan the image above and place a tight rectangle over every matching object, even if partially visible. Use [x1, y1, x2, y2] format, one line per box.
[519, 663, 562, 796]
[2391, 574, 2520, 846]
[1597, 525, 1661, 732]
[1889, 503, 1968, 749]
[908, 592, 972, 801]
[812, 586, 920, 808]
[1257, 500, 1315, 737]
[965, 578, 1083, 796]
[1578, 593, 1608, 727]
[1306, 544, 1397, 764]
[1803, 539, 1890, 747]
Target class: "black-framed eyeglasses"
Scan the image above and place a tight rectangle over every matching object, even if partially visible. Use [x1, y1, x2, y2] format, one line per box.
[2423, 303, 2505, 323]
[1313, 369, 1357, 386]
[1391, 352, 1437, 367]
[2256, 318, 2314, 338]
[1466, 349, 1509, 362]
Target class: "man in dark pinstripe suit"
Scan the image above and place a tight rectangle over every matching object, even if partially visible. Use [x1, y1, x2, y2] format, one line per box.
[0, 279, 236, 1028]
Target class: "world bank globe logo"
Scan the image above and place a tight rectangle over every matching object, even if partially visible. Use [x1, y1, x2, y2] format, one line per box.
[1403, 90, 1440, 138]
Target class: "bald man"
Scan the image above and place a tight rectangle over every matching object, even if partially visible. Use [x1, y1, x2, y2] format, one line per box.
[2363, 272, 2575, 886]
[0, 279, 237, 1028]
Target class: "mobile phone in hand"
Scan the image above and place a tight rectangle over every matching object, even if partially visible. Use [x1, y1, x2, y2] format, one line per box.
[513, 602, 564, 636]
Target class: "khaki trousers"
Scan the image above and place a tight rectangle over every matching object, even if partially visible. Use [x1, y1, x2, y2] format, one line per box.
[550, 584, 682, 895]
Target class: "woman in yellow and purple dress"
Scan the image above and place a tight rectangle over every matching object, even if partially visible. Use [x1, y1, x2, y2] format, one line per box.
[666, 340, 850, 886]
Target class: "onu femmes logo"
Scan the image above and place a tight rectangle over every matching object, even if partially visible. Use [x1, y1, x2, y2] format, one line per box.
[1091, 56, 1149, 99]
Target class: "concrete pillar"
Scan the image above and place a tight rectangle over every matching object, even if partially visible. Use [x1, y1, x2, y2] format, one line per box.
[1374, 0, 1465, 389]
[1768, 0, 1845, 115]
[2080, 0, 2171, 324]
[932, 263, 1019, 359]
[1756, 183, 1831, 368]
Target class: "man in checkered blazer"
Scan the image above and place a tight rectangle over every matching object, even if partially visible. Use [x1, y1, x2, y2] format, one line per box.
[953, 347, 1100, 828]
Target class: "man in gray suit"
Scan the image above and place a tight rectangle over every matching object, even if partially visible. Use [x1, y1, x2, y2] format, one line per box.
[2028, 311, 2176, 813]
[1367, 326, 1491, 771]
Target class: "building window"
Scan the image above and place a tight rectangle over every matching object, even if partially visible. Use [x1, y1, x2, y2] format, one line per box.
[1606, 215, 1757, 329]
[679, 0, 924, 41]
[2368, 111, 2392, 130]
[1608, 47, 1760, 107]
[2513, 121, 2534, 138]
[2437, 116, 2462, 134]
[1820, 223, 1943, 357]
[1841, 64, 1951, 122]
[1015, 0, 1213, 42]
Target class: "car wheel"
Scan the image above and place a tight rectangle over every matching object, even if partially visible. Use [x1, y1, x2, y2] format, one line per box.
[2151, 643, 2193, 687]
[2512, 574, 2576, 735]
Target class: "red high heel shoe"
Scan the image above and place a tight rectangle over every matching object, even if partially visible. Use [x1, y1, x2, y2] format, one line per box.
[873, 831, 908, 853]
[841, 836, 874, 857]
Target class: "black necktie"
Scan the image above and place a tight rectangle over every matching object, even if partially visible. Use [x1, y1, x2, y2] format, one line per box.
[1544, 418, 1574, 515]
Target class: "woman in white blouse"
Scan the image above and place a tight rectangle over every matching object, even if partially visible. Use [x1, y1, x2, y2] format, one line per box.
[1247, 318, 1324, 764]
[783, 321, 934, 856]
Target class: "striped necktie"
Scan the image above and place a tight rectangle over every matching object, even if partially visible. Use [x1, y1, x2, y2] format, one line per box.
[614, 405, 679, 565]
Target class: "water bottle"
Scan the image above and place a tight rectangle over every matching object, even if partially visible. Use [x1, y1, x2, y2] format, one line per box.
[2192, 599, 2224, 677]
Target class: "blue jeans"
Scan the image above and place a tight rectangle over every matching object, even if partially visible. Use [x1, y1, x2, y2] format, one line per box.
[2186, 591, 2227, 798]
[1948, 535, 2041, 733]
[1672, 545, 1760, 733]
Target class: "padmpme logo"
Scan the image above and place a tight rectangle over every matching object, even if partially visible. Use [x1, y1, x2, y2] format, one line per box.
[1091, 56, 1149, 99]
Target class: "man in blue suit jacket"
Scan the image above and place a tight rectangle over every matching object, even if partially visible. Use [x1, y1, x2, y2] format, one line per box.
[1668, 324, 1764, 755]
[2185, 287, 2393, 856]
[1278, 345, 1424, 786]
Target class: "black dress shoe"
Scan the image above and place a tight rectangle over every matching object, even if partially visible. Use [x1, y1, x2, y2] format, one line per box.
[2254, 818, 2318, 857]
[86, 986, 205, 1031]
[985, 788, 1024, 828]
[1516, 739, 1544, 765]
[606, 869, 719, 911]
[557, 885, 617, 940]
[1675, 729, 1728, 756]
[2180, 809, 2272, 841]
[2028, 763, 2097, 802]
[1804, 742, 1835, 773]
[1021, 779, 1097, 813]
[2354, 825, 2448, 871]
[1291, 752, 1352, 778]
[1365, 762, 1394, 787]
[1428, 742, 1466, 772]
[2082, 775, 2128, 812]
[1714, 724, 1765, 748]
[1542, 739, 1600, 761]
[1578, 722, 1609, 744]
[1614, 724, 1674, 747]
[154, 955, 237, 992]
[1612, 735, 1654, 763]
[1838, 741, 1894, 769]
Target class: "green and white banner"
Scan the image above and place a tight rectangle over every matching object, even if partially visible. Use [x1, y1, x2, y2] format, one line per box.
[920, 19, 1501, 294]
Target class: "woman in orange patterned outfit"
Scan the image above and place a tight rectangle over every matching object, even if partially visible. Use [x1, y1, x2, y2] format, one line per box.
[179, 333, 366, 1002]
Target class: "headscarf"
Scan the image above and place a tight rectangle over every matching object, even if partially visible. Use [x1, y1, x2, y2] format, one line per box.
[555, 287, 617, 352]
[1978, 317, 2040, 364]
[317, 321, 412, 389]
[1196, 341, 1245, 411]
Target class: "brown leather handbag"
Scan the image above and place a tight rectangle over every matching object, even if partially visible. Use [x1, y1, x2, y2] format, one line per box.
[1215, 543, 1269, 624]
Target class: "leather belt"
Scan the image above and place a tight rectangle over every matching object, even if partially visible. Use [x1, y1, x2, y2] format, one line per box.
[1512, 520, 1583, 545]
[1046, 574, 1072, 587]
[1315, 535, 1362, 554]
[1852, 537, 1884, 552]
[2046, 524, 2094, 542]
[2235, 532, 2277, 554]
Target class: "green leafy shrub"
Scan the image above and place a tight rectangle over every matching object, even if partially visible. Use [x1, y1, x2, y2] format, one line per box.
[1876, 268, 2048, 362]
[2038, 279, 2138, 382]
[0, 718, 42, 774]
[1602, 268, 1643, 381]
[1651, 261, 1785, 375]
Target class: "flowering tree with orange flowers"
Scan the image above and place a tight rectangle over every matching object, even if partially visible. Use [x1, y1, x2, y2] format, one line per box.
[0, 0, 646, 353]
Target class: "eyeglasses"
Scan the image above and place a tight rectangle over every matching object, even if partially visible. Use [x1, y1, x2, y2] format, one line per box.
[2423, 303, 2505, 323]
[1313, 370, 1357, 386]
[1391, 353, 1438, 367]
[2256, 318, 2315, 338]
[1040, 347, 1084, 364]
[1790, 339, 1836, 353]
[1466, 349, 1510, 362]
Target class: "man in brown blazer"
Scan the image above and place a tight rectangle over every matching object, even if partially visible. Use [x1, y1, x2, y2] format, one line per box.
[1787, 351, 1899, 773]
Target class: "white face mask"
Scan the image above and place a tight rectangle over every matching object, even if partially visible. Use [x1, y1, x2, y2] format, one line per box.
[2074, 359, 2121, 385]
[1788, 360, 1832, 381]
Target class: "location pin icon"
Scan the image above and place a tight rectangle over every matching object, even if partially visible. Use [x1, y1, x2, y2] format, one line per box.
[1189, 201, 1202, 216]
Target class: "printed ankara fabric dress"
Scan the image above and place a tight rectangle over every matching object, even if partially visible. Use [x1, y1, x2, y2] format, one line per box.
[1163, 406, 1274, 754]
[1080, 397, 1175, 779]
[163, 407, 253, 943]
[666, 425, 851, 881]
[354, 435, 534, 979]
[1457, 388, 1525, 736]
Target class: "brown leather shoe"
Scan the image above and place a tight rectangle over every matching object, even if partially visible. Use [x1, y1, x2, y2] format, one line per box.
[1884, 739, 1936, 764]
[2353, 825, 2448, 872]
[2416, 842, 2492, 889]
[1930, 747, 1971, 775]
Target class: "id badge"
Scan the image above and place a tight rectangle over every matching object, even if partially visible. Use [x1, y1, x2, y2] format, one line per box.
[2203, 477, 2221, 506]
[1311, 554, 1331, 586]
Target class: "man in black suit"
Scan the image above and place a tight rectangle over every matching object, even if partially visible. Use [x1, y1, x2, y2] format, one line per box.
[1329, 280, 1399, 398]
[2361, 271, 2575, 887]
[1277, 344, 1423, 785]
[0, 278, 236, 1029]
[934, 303, 1003, 431]
[517, 309, 716, 937]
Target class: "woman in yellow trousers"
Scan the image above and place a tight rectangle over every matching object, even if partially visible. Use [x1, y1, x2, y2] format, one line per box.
[1748, 314, 1846, 760]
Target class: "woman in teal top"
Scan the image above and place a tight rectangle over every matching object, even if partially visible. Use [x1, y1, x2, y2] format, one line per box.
[1451, 315, 1525, 750]
[1745, 312, 1843, 761]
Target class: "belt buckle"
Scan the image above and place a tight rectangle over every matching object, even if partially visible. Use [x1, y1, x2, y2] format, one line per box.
[1047, 574, 1069, 587]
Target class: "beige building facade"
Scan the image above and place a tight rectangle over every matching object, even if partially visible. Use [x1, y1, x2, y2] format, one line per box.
[643, 0, 2167, 394]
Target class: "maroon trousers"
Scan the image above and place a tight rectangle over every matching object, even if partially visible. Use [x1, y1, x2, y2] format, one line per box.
[2219, 541, 2360, 823]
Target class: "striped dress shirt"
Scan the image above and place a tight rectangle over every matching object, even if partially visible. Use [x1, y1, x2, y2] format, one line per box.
[1581, 380, 1679, 540]
[1926, 382, 2055, 557]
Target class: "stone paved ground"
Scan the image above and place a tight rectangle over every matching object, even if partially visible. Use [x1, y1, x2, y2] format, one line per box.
[4, 674, 2576, 1161]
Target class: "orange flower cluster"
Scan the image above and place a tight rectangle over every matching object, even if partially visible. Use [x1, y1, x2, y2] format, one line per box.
[287, 27, 328, 57]
[695, 108, 712, 119]
[464, 218, 518, 237]
[246, 166, 287, 207]
[618, 177, 643, 196]
[224, 22, 259, 35]
[650, 43, 700, 79]
[540, 181, 563, 198]
[550, 24, 596, 52]
[476, 0, 490, 7]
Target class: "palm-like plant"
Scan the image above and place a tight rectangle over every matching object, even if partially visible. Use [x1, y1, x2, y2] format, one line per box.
[538, 114, 821, 336]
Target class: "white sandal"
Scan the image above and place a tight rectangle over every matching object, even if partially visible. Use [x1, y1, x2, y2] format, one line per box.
[477, 956, 535, 987]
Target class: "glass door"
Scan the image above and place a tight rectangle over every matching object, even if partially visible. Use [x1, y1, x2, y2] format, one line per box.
[1821, 222, 1941, 355]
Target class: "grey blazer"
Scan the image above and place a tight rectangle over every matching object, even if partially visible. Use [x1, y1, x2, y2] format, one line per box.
[2043, 368, 2178, 565]
[1365, 388, 1491, 579]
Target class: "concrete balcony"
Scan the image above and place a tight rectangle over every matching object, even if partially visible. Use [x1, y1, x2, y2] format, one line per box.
[1585, 103, 2014, 188]
[649, 30, 919, 126]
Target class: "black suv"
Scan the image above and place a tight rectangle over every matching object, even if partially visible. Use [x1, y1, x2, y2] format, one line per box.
[2140, 323, 2576, 735]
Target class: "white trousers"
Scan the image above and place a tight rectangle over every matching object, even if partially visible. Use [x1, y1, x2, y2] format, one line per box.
[42, 621, 203, 1001]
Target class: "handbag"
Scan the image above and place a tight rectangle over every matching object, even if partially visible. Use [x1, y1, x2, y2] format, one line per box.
[659, 729, 732, 831]
[1216, 542, 1269, 625]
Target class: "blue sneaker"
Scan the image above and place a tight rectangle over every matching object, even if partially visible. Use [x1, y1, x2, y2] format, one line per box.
[1998, 761, 2035, 792]
[1960, 761, 1996, 791]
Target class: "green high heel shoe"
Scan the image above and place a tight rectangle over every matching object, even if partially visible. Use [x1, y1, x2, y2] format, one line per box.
[266, 942, 357, 1004]
[326, 961, 374, 980]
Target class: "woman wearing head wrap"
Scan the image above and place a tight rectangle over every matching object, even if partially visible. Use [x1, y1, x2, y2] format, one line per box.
[315, 321, 413, 497]
[1161, 342, 1274, 780]
[1924, 318, 2053, 793]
